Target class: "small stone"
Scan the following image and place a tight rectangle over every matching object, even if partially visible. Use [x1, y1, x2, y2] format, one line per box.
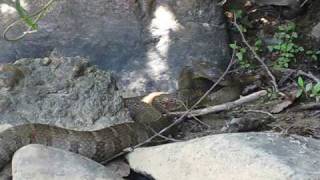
[41, 57, 52, 66]
[12, 144, 125, 180]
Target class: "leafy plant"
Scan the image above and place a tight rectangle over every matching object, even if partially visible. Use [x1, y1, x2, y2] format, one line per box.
[296, 77, 320, 102]
[229, 43, 251, 68]
[4, 0, 56, 41]
[254, 39, 263, 53]
[306, 50, 320, 61]
[268, 22, 304, 68]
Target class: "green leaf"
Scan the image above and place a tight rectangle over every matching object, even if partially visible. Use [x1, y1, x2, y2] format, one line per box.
[298, 46, 304, 52]
[268, 46, 274, 52]
[15, 0, 38, 30]
[297, 77, 304, 88]
[278, 25, 285, 31]
[236, 52, 244, 60]
[305, 83, 313, 93]
[312, 55, 318, 61]
[280, 44, 288, 51]
[229, 43, 238, 49]
[287, 22, 296, 31]
[296, 89, 303, 98]
[274, 45, 281, 50]
[234, 10, 243, 18]
[284, 53, 293, 58]
[306, 50, 313, 55]
[255, 40, 262, 46]
[240, 48, 247, 53]
[312, 83, 320, 94]
[239, 25, 247, 32]
[291, 32, 298, 38]
[287, 43, 294, 51]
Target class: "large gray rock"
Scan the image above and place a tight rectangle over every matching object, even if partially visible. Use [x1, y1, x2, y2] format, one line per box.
[127, 132, 320, 180]
[0, 0, 230, 92]
[0, 56, 131, 130]
[12, 144, 126, 180]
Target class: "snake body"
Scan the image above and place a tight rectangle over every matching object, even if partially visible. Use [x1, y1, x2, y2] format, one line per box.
[0, 97, 171, 171]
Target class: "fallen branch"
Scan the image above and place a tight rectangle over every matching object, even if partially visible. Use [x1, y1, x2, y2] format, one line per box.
[169, 90, 267, 117]
[231, 17, 279, 93]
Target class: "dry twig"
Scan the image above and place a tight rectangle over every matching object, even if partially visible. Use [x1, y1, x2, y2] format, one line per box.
[149, 128, 182, 142]
[243, 109, 276, 119]
[231, 16, 279, 93]
[169, 90, 267, 117]
[177, 98, 211, 128]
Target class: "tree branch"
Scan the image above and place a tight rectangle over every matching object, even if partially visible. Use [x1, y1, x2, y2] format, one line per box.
[231, 16, 279, 93]
[169, 90, 267, 117]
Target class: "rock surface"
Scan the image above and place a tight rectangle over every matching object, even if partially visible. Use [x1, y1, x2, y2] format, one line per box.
[12, 144, 126, 180]
[253, 0, 300, 6]
[311, 23, 320, 40]
[0, 56, 131, 130]
[127, 132, 320, 180]
[0, 0, 230, 92]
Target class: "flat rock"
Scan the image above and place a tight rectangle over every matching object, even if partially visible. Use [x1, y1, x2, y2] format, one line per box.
[0, 56, 131, 130]
[12, 144, 126, 180]
[127, 132, 320, 180]
[0, 0, 230, 92]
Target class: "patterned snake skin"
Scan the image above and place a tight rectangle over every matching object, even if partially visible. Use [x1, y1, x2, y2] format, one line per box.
[0, 97, 171, 171]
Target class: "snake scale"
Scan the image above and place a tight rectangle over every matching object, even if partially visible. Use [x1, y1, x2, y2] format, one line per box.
[0, 96, 173, 171]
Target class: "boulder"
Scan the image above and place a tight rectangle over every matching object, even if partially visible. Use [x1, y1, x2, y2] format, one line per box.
[0, 56, 131, 130]
[0, 0, 230, 92]
[127, 132, 320, 180]
[12, 144, 126, 180]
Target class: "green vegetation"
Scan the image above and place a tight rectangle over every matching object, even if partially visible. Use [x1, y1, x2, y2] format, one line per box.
[15, 0, 38, 30]
[229, 43, 250, 68]
[306, 50, 320, 61]
[296, 77, 320, 102]
[4, 0, 56, 41]
[268, 22, 304, 68]
[229, 39, 262, 69]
